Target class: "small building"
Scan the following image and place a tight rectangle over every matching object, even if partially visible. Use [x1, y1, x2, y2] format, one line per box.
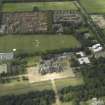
[90, 43, 103, 53]
[0, 52, 14, 61]
[76, 51, 90, 65]
[78, 57, 90, 64]
[0, 64, 7, 74]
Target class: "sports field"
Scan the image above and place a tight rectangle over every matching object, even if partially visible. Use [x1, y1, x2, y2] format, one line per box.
[2, 1, 77, 12]
[80, 0, 105, 13]
[0, 35, 80, 53]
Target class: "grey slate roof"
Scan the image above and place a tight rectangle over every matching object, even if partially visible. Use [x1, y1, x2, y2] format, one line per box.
[0, 52, 14, 61]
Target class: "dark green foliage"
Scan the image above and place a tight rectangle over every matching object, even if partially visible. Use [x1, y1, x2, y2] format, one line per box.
[59, 57, 105, 104]
[0, 90, 55, 105]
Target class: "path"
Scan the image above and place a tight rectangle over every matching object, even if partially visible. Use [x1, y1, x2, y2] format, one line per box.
[51, 79, 61, 105]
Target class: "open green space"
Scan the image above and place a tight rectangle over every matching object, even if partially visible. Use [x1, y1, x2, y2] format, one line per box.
[25, 56, 40, 66]
[55, 77, 84, 90]
[80, 0, 105, 13]
[61, 101, 74, 105]
[102, 29, 105, 34]
[2, 1, 77, 12]
[0, 35, 80, 53]
[0, 80, 52, 96]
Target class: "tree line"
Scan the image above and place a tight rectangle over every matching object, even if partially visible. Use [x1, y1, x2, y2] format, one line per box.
[0, 90, 55, 105]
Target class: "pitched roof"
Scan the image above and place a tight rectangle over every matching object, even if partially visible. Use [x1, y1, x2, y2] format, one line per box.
[0, 52, 14, 61]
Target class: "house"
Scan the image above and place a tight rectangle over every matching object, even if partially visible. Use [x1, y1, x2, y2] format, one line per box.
[90, 43, 103, 53]
[0, 52, 14, 61]
[78, 57, 90, 64]
[76, 51, 90, 65]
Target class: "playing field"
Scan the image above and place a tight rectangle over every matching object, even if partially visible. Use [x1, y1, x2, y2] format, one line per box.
[80, 0, 105, 13]
[0, 35, 80, 53]
[2, 1, 77, 12]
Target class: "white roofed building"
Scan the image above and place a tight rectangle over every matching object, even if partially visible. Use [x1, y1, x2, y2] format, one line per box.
[78, 57, 90, 65]
[76, 51, 91, 65]
[90, 43, 103, 53]
[0, 52, 14, 61]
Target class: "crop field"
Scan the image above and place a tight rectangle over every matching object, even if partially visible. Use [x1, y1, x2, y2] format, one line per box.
[2, 1, 77, 12]
[80, 0, 105, 13]
[0, 35, 80, 53]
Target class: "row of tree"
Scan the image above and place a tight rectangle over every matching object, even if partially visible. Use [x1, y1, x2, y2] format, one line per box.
[0, 90, 55, 105]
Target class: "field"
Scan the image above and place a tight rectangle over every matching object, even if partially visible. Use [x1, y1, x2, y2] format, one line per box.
[0, 80, 52, 96]
[61, 101, 74, 105]
[2, 1, 77, 12]
[0, 35, 80, 53]
[55, 77, 84, 90]
[0, 76, 83, 96]
[80, 0, 105, 13]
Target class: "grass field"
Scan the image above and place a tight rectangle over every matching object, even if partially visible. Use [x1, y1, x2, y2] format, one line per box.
[55, 77, 84, 90]
[2, 1, 77, 12]
[0, 80, 52, 96]
[0, 35, 80, 53]
[61, 101, 74, 105]
[80, 0, 105, 13]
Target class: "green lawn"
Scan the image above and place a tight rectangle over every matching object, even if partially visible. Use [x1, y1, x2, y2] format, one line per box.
[0, 35, 80, 53]
[2, 1, 77, 12]
[55, 77, 84, 90]
[80, 0, 105, 13]
[61, 101, 74, 105]
[0, 80, 52, 96]
[102, 29, 105, 34]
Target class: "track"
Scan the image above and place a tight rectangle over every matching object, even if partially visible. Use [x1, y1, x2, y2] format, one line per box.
[51, 79, 61, 105]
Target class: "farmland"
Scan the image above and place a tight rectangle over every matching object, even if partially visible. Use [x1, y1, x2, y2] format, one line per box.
[2, 1, 77, 12]
[80, 0, 105, 13]
[0, 35, 80, 53]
